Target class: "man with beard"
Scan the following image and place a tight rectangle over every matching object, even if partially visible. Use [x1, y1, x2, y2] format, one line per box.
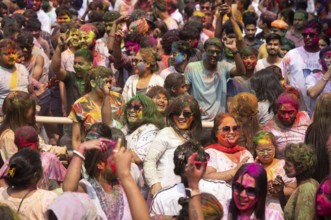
[27, 0, 51, 34]
[254, 33, 282, 72]
[285, 10, 308, 48]
[243, 14, 263, 51]
[60, 27, 81, 72]
[184, 38, 246, 120]
[262, 90, 310, 159]
[281, 20, 323, 114]
[0, 39, 29, 115]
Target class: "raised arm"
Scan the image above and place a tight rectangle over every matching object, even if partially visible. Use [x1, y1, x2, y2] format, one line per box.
[50, 35, 67, 81]
[101, 79, 113, 126]
[225, 39, 246, 76]
[307, 68, 331, 99]
[215, 4, 229, 39]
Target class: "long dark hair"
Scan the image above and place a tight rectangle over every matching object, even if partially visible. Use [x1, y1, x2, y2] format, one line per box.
[229, 163, 267, 220]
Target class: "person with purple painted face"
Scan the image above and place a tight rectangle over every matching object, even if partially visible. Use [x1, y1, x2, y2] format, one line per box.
[315, 176, 331, 220]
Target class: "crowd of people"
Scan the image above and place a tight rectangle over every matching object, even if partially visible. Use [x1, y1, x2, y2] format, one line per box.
[0, 0, 330, 219]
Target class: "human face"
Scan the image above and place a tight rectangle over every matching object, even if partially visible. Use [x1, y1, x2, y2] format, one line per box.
[216, 116, 240, 148]
[316, 180, 331, 216]
[321, 51, 331, 71]
[280, 45, 291, 58]
[293, 12, 306, 31]
[126, 100, 143, 123]
[255, 139, 275, 165]
[94, 75, 113, 97]
[69, 30, 81, 48]
[125, 41, 139, 56]
[277, 103, 298, 126]
[302, 28, 320, 48]
[173, 83, 188, 96]
[205, 45, 222, 66]
[21, 46, 33, 61]
[16, 49, 25, 64]
[80, 31, 96, 49]
[152, 93, 168, 113]
[172, 106, 193, 130]
[73, 56, 92, 77]
[132, 53, 148, 76]
[266, 39, 281, 56]
[242, 54, 257, 71]
[26, 106, 36, 126]
[319, 39, 328, 50]
[170, 50, 186, 66]
[104, 21, 115, 34]
[233, 174, 258, 212]
[200, 2, 211, 12]
[283, 160, 297, 178]
[244, 24, 257, 40]
[57, 15, 71, 25]
[28, 0, 42, 11]
[0, 47, 17, 68]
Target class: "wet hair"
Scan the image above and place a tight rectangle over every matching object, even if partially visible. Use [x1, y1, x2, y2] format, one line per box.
[229, 163, 267, 220]
[212, 113, 238, 143]
[139, 47, 159, 73]
[164, 73, 186, 98]
[84, 66, 113, 93]
[266, 33, 281, 44]
[124, 94, 164, 133]
[284, 143, 317, 180]
[178, 193, 223, 220]
[172, 40, 193, 57]
[74, 48, 93, 63]
[253, 131, 278, 158]
[166, 94, 202, 140]
[304, 19, 322, 34]
[315, 175, 331, 220]
[173, 140, 208, 176]
[251, 68, 284, 113]
[319, 45, 331, 59]
[146, 86, 170, 101]
[204, 38, 222, 50]
[160, 30, 180, 55]
[0, 91, 36, 134]
[4, 149, 42, 188]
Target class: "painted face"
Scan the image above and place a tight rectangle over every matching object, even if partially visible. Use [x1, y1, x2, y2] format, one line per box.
[132, 53, 147, 76]
[255, 139, 275, 165]
[125, 41, 139, 56]
[233, 174, 258, 212]
[104, 153, 117, 182]
[266, 39, 281, 56]
[283, 160, 297, 178]
[172, 106, 193, 130]
[80, 31, 96, 49]
[126, 100, 143, 123]
[316, 180, 331, 216]
[170, 50, 186, 66]
[244, 24, 257, 40]
[57, 15, 71, 24]
[94, 76, 112, 97]
[320, 51, 331, 71]
[216, 116, 240, 147]
[28, 0, 42, 11]
[319, 39, 328, 50]
[73, 56, 92, 77]
[242, 54, 257, 71]
[205, 45, 221, 66]
[69, 30, 81, 48]
[293, 12, 306, 30]
[277, 103, 298, 126]
[0, 47, 17, 68]
[152, 93, 168, 113]
[302, 28, 320, 48]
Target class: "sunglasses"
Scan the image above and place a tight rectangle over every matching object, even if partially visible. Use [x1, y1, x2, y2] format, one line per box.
[302, 68, 321, 78]
[131, 58, 144, 63]
[127, 104, 143, 111]
[207, 50, 221, 56]
[201, 6, 210, 10]
[173, 111, 193, 119]
[219, 125, 240, 133]
[233, 182, 256, 197]
[302, 33, 317, 38]
[256, 148, 274, 155]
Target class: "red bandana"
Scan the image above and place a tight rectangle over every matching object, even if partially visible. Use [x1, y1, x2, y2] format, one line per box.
[205, 143, 246, 154]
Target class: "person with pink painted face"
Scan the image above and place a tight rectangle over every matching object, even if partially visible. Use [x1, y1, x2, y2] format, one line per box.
[315, 176, 331, 220]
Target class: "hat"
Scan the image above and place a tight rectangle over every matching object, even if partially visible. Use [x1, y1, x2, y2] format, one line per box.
[271, 20, 288, 30]
[14, 126, 39, 150]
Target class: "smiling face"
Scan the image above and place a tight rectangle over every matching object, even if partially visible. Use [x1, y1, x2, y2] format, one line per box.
[73, 56, 92, 78]
[80, 31, 96, 49]
[126, 100, 143, 124]
[172, 106, 193, 130]
[152, 93, 168, 113]
[28, 0, 42, 11]
[303, 28, 320, 48]
[276, 103, 298, 127]
[205, 45, 221, 67]
[242, 54, 257, 71]
[0, 46, 17, 68]
[216, 116, 240, 148]
[69, 29, 81, 48]
[255, 138, 275, 165]
[316, 180, 331, 216]
[233, 174, 258, 213]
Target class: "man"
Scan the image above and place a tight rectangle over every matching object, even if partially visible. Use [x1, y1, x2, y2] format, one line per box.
[285, 10, 308, 48]
[184, 38, 246, 120]
[306, 46, 331, 111]
[254, 33, 283, 72]
[281, 20, 323, 114]
[160, 40, 191, 79]
[243, 15, 263, 51]
[61, 27, 81, 72]
[0, 39, 29, 114]
[27, 0, 51, 34]
[153, 0, 178, 30]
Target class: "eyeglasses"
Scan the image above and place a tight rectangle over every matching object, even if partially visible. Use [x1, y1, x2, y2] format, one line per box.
[127, 104, 143, 111]
[233, 182, 256, 197]
[131, 58, 144, 64]
[218, 126, 240, 133]
[256, 148, 274, 155]
[173, 111, 193, 119]
[201, 6, 210, 10]
[302, 33, 317, 38]
[206, 50, 221, 56]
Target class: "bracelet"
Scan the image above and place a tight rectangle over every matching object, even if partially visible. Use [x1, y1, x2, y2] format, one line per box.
[322, 76, 329, 82]
[73, 150, 86, 161]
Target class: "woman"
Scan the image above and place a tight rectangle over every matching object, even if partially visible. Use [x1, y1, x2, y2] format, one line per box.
[230, 92, 260, 154]
[164, 73, 188, 99]
[63, 125, 133, 219]
[0, 149, 58, 219]
[222, 163, 284, 219]
[122, 47, 164, 102]
[69, 66, 123, 149]
[305, 93, 331, 182]
[315, 176, 331, 220]
[253, 131, 296, 213]
[277, 143, 319, 220]
[124, 94, 164, 165]
[146, 86, 169, 115]
[203, 113, 253, 183]
[251, 68, 284, 125]
[143, 94, 202, 196]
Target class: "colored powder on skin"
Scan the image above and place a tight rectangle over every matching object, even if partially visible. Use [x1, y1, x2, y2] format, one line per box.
[10, 70, 18, 89]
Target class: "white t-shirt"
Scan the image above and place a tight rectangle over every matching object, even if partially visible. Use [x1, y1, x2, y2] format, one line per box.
[254, 58, 282, 73]
[37, 9, 51, 34]
[159, 66, 180, 79]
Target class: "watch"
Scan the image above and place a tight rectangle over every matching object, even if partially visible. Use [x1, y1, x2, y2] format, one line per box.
[185, 188, 201, 198]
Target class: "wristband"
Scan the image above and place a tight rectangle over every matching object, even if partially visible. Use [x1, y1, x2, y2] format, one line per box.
[185, 188, 200, 198]
[73, 150, 86, 161]
[322, 76, 329, 82]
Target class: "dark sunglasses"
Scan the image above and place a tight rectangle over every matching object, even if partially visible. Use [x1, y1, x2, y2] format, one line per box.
[173, 111, 193, 119]
[302, 33, 316, 38]
[201, 6, 210, 10]
[207, 50, 221, 56]
[127, 104, 142, 111]
[219, 125, 240, 133]
[233, 182, 256, 197]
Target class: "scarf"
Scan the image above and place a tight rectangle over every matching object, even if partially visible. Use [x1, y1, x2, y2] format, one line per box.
[205, 143, 247, 154]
